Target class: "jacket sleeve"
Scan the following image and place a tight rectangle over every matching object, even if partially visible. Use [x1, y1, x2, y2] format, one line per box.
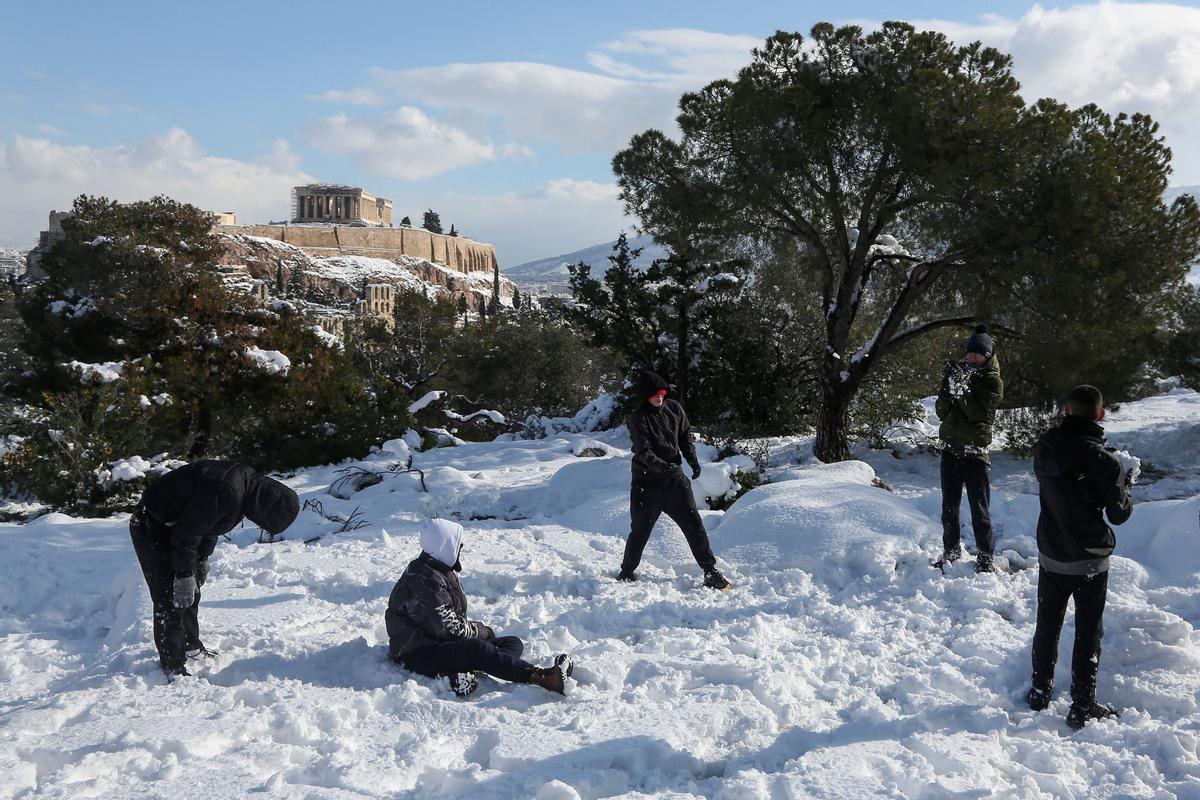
[934, 365, 955, 419]
[412, 576, 480, 642]
[934, 394, 950, 420]
[958, 370, 1003, 423]
[628, 414, 679, 473]
[1096, 453, 1133, 526]
[169, 483, 231, 574]
[678, 407, 700, 471]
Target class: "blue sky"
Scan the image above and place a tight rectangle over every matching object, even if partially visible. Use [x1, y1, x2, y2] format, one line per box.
[3, 1, 1200, 264]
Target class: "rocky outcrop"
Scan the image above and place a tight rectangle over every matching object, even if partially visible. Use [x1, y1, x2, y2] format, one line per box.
[217, 234, 515, 312]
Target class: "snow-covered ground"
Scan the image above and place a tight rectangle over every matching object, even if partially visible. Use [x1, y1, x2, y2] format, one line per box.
[3, 391, 1200, 799]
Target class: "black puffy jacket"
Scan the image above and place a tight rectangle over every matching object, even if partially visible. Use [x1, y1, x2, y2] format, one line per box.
[628, 371, 699, 480]
[386, 553, 490, 659]
[140, 460, 299, 573]
[1034, 416, 1133, 575]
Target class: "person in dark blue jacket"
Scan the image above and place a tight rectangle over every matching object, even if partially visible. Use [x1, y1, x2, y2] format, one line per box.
[386, 518, 573, 697]
[130, 460, 299, 680]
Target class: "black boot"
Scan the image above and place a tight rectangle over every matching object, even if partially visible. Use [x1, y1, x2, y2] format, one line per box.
[975, 552, 996, 573]
[703, 568, 731, 591]
[616, 569, 638, 582]
[1027, 685, 1051, 711]
[448, 672, 480, 698]
[1066, 701, 1119, 729]
[187, 643, 219, 660]
[932, 546, 963, 570]
[164, 665, 192, 684]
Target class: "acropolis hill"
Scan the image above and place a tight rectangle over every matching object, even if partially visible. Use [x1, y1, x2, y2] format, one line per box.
[207, 184, 515, 320]
[216, 183, 501, 277]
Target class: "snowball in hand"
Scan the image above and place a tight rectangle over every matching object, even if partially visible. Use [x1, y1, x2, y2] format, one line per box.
[1110, 449, 1141, 485]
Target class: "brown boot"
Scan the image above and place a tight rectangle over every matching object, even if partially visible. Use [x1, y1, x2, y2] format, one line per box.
[528, 654, 573, 694]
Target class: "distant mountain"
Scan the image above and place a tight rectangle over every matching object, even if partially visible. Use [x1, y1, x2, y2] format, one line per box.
[506, 234, 669, 294]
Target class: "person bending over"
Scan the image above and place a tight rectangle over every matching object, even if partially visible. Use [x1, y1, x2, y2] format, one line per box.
[131, 460, 299, 681]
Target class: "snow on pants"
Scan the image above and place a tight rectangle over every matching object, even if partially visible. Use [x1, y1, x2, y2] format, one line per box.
[622, 470, 717, 574]
[129, 507, 200, 671]
[400, 636, 533, 684]
[940, 451, 994, 555]
[1031, 567, 1109, 705]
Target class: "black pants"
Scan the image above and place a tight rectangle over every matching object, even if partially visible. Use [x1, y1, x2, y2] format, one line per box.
[130, 508, 200, 671]
[400, 636, 532, 683]
[622, 471, 717, 573]
[1031, 567, 1108, 704]
[940, 452, 993, 554]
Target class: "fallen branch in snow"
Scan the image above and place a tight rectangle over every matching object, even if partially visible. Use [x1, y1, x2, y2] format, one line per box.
[386, 456, 428, 493]
[298, 499, 370, 544]
[329, 466, 384, 499]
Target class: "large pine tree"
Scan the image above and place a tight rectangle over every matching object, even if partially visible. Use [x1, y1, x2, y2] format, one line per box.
[616, 23, 1200, 460]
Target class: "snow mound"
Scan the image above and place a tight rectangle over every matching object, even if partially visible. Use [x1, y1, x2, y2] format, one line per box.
[714, 461, 935, 581]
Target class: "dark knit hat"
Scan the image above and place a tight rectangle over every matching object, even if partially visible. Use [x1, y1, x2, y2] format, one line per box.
[965, 324, 995, 359]
[636, 370, 669, 400]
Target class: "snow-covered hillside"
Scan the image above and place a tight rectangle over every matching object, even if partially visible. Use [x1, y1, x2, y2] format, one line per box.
[506, 234, 668, 295]
[3, 392, 1200, 798]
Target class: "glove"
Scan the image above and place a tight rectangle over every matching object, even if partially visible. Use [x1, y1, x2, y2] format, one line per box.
[473, 623, 496, 641]
[691, 464, 702, 480]
[172, 574, 197, 608]
[196, 559, 209, 587]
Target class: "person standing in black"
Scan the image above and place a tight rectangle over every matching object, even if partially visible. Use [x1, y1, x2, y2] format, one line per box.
[1027, 385, 1133, 729]
[619, 370, 730, 590]
[130, 460, 300, 680]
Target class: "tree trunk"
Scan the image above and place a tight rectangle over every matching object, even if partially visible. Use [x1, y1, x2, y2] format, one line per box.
[814, 370, 852, 462]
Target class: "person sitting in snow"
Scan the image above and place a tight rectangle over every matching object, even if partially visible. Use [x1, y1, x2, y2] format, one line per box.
[131, 461, 299, 681]
[618, 370, 730, 590]
[1027, 384, 1133, 729]
[933, 324, 1004, 572]
[386, 518, 574, 697]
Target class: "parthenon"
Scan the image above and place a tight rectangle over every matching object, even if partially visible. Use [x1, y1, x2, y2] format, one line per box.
[292, 185, 393, 226]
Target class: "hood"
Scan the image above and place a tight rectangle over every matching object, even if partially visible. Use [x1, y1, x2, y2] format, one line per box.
[420, 518, 465, 569]
[636, 370, 669, 402]
[243, 475, 300, 534]
[1035, 416, 1104, 479]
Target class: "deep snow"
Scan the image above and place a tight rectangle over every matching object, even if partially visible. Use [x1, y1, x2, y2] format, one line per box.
[3, 392, 1200, 799]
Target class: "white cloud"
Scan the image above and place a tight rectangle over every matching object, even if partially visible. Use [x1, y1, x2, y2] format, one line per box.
[0, 129, 312, 248]
[305, 107, 530, 180]
[316, 30, 758, 159]
[908, 2, 1200, 182]
[412, 178, 630, 266]
[34, 123, 65, 137]
[592, 28, 761, 84]
[365, 62, 676, 154]
[309, 87, 387, 106]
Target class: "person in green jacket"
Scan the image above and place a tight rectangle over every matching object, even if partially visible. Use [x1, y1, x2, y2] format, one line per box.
[934, 324, 1004, 572]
